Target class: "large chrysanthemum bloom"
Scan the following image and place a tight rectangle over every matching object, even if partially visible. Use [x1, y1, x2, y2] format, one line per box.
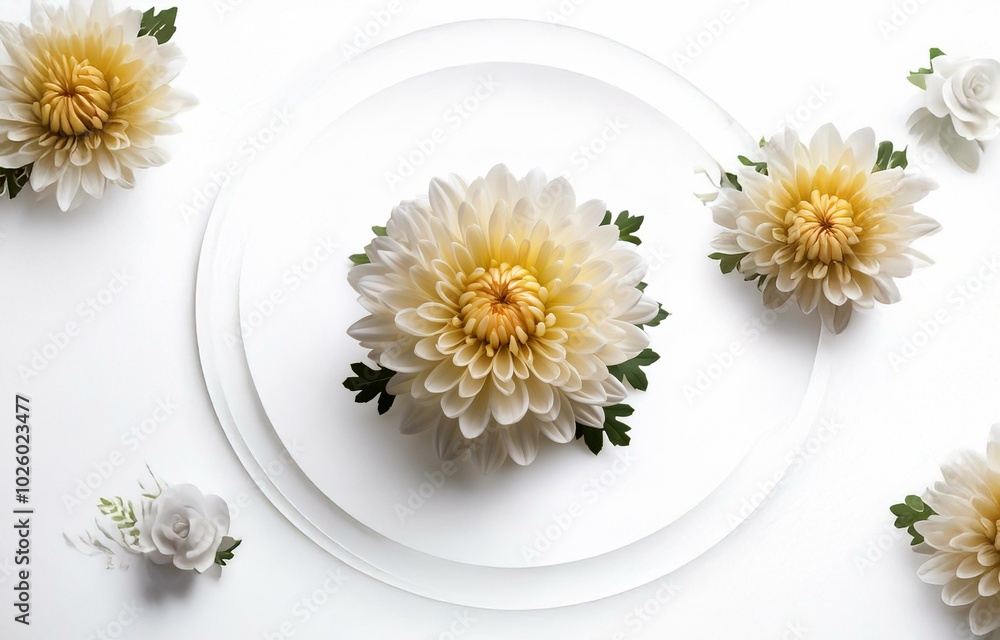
[915, 425, 1000, 637]
[0, 0, 195, 210]
[709, 124, 940, 333]
[347, 165, 660, 472]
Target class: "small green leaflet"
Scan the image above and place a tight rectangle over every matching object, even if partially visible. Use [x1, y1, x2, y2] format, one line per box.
[708, 252, 747, 275]
[890, 495, 936, 545]
[343, 362, 396, 415]
[634, 284, 670, 328]
[722, 171, 742, 191]
[349, 225, 388, 265]
[607, 349, 660, 391]
[873, 140, 908, 173]
[1, 165, 32, 200]
[215, 538, 242, 567]
[575, 404, 635, 455]
[908, 47, 946, 90]
[601, 210, 644, 245]
[138, 7, 178, 45]
[98, 497, 139, 540]
[639, 304, 670, 329]
[737, 155, 769, 176]
[710, 252, 767, 289]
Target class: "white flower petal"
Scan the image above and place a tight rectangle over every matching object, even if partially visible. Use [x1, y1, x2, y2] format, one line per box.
[501, 422, 540, 466]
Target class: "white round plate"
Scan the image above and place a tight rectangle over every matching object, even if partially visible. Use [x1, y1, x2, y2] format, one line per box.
[196, 19, 830, 609]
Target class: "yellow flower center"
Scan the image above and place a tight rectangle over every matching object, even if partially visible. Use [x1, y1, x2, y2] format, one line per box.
[35, 56, 114, 136]
[777, 189, 863, 267]
[457, 262, 552, 357]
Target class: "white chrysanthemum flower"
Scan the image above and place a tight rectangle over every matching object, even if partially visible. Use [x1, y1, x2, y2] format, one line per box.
[0, 0, 194, 210]
[915, 425, 1000, 637]
[709, 124, 940, 333]
[348, 165, 660, 472]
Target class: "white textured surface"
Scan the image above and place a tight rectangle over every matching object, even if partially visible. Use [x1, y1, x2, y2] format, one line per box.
[0, 0, 997, 638]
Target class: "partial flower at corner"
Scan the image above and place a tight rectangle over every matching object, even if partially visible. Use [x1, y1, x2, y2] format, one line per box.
[0, 2, 195, 210]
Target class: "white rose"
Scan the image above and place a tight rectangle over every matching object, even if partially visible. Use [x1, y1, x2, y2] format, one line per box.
[139, 484, 231, 572]
[925, 55, 1000, 141]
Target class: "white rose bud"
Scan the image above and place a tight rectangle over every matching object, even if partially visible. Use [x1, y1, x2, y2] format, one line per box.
[139, 484, 231, 573]
[925, 55, 1000, 141]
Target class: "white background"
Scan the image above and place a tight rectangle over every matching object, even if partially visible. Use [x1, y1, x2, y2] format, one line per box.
[2, 0, 1000, 638]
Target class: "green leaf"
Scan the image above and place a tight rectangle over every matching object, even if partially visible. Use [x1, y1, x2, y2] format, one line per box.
[574, 404, 635, 455]
[709, 252, 748, 275]
[349, 253, 370, 265]
[576, 425, 605, 455]
[908, 48, 946, 90]
[215, 538, 242, 567]
[372, 225, 387, 237]
[607, 349, 660, 391]
[602, 404, 634, 446]
[344, 363, 396, 415]
[636, 282, 648, 292]
[1, 164, 32, 199]
[722, 172, 742, 191]
[890, 495, 936, 545]
[758, 137, 767, 149]
[889, 148, 909, 170]
[638, 304, 670, 329]
[873, 141, 908, 173]
[874, 141, 894, 172]
[138, 7, 178, 44]
[602, 210, 644, 245]
[737, 155, 768, 176]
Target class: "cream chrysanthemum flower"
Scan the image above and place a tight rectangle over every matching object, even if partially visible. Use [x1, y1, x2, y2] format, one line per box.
[0, 0, 194, 210]
[709, 124, 940, 333]
[915, 425, 1000, 637]
[347, 165, 660, 472]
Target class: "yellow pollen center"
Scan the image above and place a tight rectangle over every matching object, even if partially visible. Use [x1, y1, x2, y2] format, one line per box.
[780, 189, 863, 265]
[455, 262, 552, 357]
[36, 56, 114, 137]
